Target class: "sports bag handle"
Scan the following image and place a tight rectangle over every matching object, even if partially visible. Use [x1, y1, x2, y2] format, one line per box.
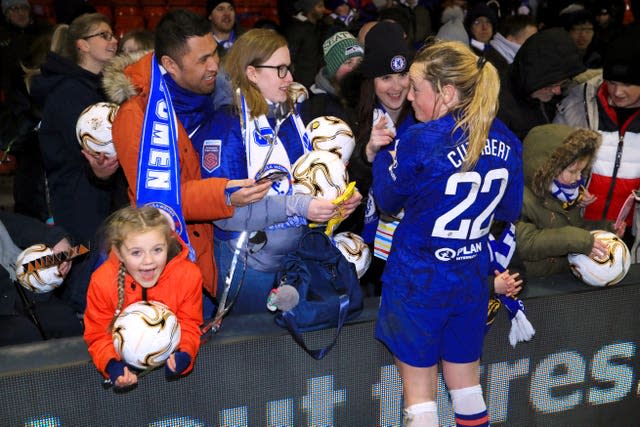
[280, 294, 350, 360]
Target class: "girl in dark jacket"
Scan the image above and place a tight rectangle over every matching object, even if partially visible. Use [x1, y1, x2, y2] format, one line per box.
[32, 13, 122, 311]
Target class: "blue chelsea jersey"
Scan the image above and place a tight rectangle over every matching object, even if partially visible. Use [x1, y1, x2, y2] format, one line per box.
[372, 113, 524, 292]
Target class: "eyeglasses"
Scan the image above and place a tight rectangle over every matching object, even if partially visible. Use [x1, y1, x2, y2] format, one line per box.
[253, 64, 293, 79]
[83, 31, 116, 41]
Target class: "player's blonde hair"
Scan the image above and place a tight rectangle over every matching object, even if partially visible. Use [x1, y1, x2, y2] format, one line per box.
[412, 39, 500, 171]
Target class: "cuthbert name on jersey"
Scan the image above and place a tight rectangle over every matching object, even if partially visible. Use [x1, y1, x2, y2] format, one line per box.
[446, 138, 512, 169]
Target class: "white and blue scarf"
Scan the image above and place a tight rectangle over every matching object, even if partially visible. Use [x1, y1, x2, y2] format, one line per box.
[240, 91, 310, 229]
[363, 108, 396, 242]
[550, 178, 584, 210]
[214, 30, 236, 52]
[137, 55, 194, 259]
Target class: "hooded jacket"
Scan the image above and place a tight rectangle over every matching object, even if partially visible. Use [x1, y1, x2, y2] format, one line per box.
[555, 75, 640, 224]
[84, 236, 203, 378]
[498, 28, 586, 140]
[516, 124, 615, 277]
[31, 52, 117, 245]
[300, 66, 355, 126]
[103, 52, 234, 295]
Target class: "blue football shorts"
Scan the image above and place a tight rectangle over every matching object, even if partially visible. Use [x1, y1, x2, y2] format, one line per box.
[375, 281, 488, 367]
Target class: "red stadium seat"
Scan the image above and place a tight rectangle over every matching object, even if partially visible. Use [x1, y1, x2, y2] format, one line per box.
[30, 3, 55, 25]
[114, 6, 143, 17]
[238, 13, 262, 29]
[143, 6, 166, 19]
[182, 6, 206, 16]
[143, 6, 167, 30]
[94, 5, 113, 21]
[234, 6, 252, 15]
[249, 0, 277, 7]
[107, 0, 140, 5]
[114, 15, 145, 38]
[139, 0, 166, 5]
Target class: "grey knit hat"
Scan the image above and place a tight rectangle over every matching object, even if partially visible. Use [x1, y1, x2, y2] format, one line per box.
[2, 0, 30, 14]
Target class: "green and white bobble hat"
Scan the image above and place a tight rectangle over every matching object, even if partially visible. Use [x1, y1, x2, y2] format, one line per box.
[323, 31, 364, 78]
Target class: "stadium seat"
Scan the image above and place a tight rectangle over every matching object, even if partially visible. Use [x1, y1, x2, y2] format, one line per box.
[239, 13, 262, 29]
[139, 0, 166, 5]
[30, 3, 55, 25]
[114, 6, 144, 17]
[94, 5, 113, 21]
[249, 0, 277, 6]
[143, 6, 167, 30]
[182, 6, 206, 16]
[114, 15, 145, 38]
[107, 0, 140, 5]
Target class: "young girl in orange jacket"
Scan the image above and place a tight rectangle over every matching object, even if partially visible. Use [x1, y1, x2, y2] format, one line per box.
[83, 206, 203, 388]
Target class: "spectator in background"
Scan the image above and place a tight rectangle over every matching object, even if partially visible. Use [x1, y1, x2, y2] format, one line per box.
[515, 124, 622, 278]
[301, 30, 363, 125]
[464, 1, 497, 55]
[206, 0, 240, 109]
[433, 0, 468, 34]
[0, 211, 82, 345]
[485, 14, 537, 79]
[31, 13, 123, 312]
[498, 28, 585, 140]
[117, 29, 154, 55]
[342, 21, 416, 295]
[2, 16, 58, 224]
[0, 0, 50, 126]
[563, 9, 602, 69]
[379, 5, 414, 45]
[436, 4, 469, 45]
[591, 0, 625, 53]
[357, 19, 376, 44]
[207, 0, 242, 56]
[286, 0, 327, 89]
[554, 28, 640, 244]
[52, 0, 95, 24]
[324, 0, 359, 32]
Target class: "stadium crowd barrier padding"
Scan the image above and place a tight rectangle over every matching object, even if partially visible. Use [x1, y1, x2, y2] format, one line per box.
[2, 267, 640, 426]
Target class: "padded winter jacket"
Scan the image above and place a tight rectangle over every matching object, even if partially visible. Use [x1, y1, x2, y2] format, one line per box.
[104, 52, 234, 295]
[84, 237, 203, 378]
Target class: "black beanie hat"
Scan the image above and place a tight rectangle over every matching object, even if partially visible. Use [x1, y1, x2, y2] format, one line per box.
[603, 28, 640, 86]
[206, 0, 233, 16]
[464, 2, 498, 30]
[359, 21, 411, 79]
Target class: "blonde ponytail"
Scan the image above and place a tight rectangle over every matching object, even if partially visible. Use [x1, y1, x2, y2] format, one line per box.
[412, 40, 501, 171]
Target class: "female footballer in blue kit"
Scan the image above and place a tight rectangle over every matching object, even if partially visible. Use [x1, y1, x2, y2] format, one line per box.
[372, 40, 524, 427]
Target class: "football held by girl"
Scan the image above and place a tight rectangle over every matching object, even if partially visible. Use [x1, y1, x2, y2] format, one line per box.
[84, 206, 203, 388]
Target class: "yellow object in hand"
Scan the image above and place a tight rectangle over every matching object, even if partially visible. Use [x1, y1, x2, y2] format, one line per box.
[309, 181, 357, 236]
